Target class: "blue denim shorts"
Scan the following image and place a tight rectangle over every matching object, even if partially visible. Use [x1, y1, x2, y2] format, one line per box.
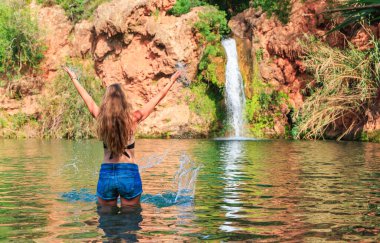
[97, 163, 143, 200]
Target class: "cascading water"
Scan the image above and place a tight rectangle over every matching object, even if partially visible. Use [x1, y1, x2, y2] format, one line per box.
[222, 38, 246, 137]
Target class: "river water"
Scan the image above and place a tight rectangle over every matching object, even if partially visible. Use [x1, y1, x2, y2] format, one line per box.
[0, 139, 379, 241]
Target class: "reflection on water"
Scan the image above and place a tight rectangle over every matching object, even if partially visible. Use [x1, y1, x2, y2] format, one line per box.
[0, 139, 379, 241]
[220, 141, 244, 233]
[97, 206, 143, 242]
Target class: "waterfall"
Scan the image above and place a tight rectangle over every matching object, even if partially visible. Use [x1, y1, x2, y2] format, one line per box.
[222, 38, 246, 137]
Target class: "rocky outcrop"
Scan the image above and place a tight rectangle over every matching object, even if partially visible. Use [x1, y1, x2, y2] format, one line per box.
[90, 1, 202, 85]
[79, 1, 207, 137]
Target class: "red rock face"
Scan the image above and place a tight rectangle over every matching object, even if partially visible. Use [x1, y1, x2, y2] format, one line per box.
[84, 2, 208, 137]
[36, 5, 72, 81]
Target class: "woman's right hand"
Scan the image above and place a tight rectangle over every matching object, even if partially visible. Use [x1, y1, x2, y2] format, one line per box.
[62, 66, 78, 80]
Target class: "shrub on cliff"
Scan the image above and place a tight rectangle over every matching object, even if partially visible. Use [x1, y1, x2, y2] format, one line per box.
[0, 1, 44, 78]
[168, 0, 205, 16]
[203, 0, 250, 18]
[245, 59, 289, 138]
[37, 0, 108, 22]
[39, 60, 104, 139]
[188, 82, 225, 134]
[169, 0, 250, 18]
[195, 7, 229, 88]
[294, 37, 380, 140]
[252, 0, 291, 24]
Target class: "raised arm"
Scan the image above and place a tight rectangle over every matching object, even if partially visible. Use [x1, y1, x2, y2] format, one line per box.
[62, 66, 100, 118]
[134, 71, 181, 123]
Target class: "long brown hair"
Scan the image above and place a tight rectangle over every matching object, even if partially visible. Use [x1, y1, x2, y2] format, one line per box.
[97, 83, 134, 156]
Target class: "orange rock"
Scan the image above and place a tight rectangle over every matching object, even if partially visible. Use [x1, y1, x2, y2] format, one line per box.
[37, 5, 72, 81]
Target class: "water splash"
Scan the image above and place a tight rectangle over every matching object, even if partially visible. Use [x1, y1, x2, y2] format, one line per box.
[173, 153, 200, 203]
[175, 62, 191, 87]
[136, 150, 168, 173]
[61, 188, 97, 202]
[61, 190, 193, 208]
[141, 192, 194, 208]
[60, 153, 201, 208]
[63, 65, 83, 81]
[222, 38, 246, 137]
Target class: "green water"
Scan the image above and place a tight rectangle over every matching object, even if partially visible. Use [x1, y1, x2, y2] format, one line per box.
[0, 139, 379, 241]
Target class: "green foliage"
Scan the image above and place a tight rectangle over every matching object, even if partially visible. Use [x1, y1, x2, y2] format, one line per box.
[326, 0, 380, 34]
[197, 45, 225, 88]
[168, 0, 250, 18]
[168, 0, 205, 16]
[56, 0, 85, 22]
[189, 82, 217, 118]
[195, 7, 230, 38]
[189, 7, 229, 133]
[0, 0, 44, 77]
[203, 0, 250, 18]
[294, 37, 380, 140]
[246, 90, 288, 137]
[169, 3, 231, 104]
[251, 0, 292, 24]
[363, 130, 380, 143]
[255, 48, 264, 61]
[39, 59, 105, 139]
[0, 111, 39, 138]
[10, 112, 30, 129]
[245, 56, 289, 137]
[37, 0, 109, 22]
[188, 82, 225, 134]
[195, 7, 229, 88]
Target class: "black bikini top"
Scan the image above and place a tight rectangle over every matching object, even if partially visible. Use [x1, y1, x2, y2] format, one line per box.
[103, 141, 135, 160]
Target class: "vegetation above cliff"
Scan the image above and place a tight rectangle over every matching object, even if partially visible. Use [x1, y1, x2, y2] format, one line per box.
[206, 0, 250, 17]
[37, 0, 109, 22]
[169, 0, 290, 22]
[251, 0, 291, 23]
[0, 0, 44, 78]
[195, 7, 229, 86]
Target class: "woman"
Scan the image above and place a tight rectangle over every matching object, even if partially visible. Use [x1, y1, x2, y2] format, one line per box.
[63, 66, 181, 207]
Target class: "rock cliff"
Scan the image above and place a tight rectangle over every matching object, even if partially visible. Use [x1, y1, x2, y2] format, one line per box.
[1, 0, 216, 138]
[75, 0, 209, 137]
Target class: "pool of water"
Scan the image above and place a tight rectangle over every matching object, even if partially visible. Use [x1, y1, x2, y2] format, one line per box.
[0, 139, 379, 241]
